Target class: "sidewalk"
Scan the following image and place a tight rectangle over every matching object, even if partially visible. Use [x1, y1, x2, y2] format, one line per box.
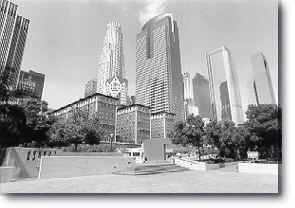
[0, 169, 278, 193]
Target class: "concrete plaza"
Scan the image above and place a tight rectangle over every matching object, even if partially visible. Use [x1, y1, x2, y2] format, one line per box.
[0, 169, 278, 193]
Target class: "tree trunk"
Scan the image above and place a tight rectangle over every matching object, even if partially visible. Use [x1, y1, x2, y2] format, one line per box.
[74, 143, 78, 152]
[197, 145, 201, 161]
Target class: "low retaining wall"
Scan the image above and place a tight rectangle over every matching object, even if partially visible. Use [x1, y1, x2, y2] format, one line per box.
[38, 156, 136, 180]
[174, 158, 232, 171]
[238, 162, 278, 175]
[175, 158, 207, 171]
[0, 167, 15, 183]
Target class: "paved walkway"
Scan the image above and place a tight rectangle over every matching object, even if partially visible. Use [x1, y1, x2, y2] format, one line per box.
[0, 169, 278, 193]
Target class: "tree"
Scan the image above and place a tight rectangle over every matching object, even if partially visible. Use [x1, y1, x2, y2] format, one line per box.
[205, 120, 251, 160]
[0, 104, 27, 148]
[18, 98, 51, 146]
[48, 111, 104, 151]
[244, 104, 281, 160]
[171, 115, 205, 161]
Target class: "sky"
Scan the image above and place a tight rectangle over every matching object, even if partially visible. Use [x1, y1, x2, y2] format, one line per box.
[14, 0, 278, 115]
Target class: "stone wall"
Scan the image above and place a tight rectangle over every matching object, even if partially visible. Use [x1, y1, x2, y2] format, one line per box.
[38, 156, 136, 180]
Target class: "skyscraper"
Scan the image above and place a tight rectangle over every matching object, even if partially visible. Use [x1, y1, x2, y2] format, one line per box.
[5, 15, 30, 89]
[136, 13, 184, 121]
[192, 73, 213, 119]
[84, 78, 97, 98]
[17, 70, 45, 99]
[206, 46, 244, 125]
[183, 72, 198, 119]
[250, 52, 276, 105]
[97, 22, 128, 105]
[183, 72, 192, 100]
[0, 0, 18, 79]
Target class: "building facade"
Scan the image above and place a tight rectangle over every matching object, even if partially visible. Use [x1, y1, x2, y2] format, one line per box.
[206, 46, 244, 125]
[250, 52, 276, 105]
[116, 104, 151, 144]
[17, 70, 45, 99]
[135, 13, 184, 122]
[50, 93, 119, 139]
[84, 78, 97, 98]
[5, 15, 29, 90]
[183, 72, 198, 119]
[0, 1, 29, 90]
[0, 0, 18, 80]
[192, 73, 213, 119]
[150, 111, 175, 139]
[105, 75, 128, 105]
[97, 22, 128, 105]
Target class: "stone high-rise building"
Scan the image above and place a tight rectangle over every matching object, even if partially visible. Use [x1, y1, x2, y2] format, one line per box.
[84, 78, 97, 98]
[135, 13, 184, 121]
[17, 70, 45, 99]
[192, 73, 213, 119]
[97, 22, 128, 105]
[206, 46, 244, 125]
[150, 111, 175, 139]
[116, 104, 151, 144]
[50, 93, 119, 140]
[250, 52, 276, 105]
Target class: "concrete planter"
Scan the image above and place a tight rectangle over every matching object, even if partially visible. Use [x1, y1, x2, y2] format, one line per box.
[0, 167, 15, 183]
[238, 162, 278, 175]
[174, 158, 236, 171]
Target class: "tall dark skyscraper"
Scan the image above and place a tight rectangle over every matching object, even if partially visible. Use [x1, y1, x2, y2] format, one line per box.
[135, 13, 184, 121]
[5, 16, 30, 89]
[0, 0, 29, 90]
[0, 0, 18, 78]
[250, 52, 276, 105]
[17, 70, 45, 99]
[192, 73, 213, 119]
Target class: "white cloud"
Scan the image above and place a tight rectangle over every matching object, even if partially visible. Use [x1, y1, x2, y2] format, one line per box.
[138, 0, 168, 25]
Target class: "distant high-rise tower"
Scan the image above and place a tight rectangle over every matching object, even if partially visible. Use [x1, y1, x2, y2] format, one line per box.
[183, 72, 198, 119]
[97, 22, 127, 105]
[250, 52, 275, 105]
[135, 13, 184, 121]
[17, 70, 45, 99]
[0, 0, 18, 80]
[84, 78, 97, 97]
[192, 73, 213, 119]
[183, 72, 192, 100]
[206, 46, 244, 125]
[5, 16, 30, 89]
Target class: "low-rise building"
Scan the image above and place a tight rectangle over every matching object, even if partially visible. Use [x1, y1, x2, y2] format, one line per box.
[50, 93, 119, 139]
[116, 104, 151, 144]
[150, 111, 176, 139]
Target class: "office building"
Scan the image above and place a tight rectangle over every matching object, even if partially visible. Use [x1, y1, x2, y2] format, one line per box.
[97, 22, 128, 105]
[206, 46, 244, 125]
[0, 0, 18, 80]
[150, 111, 175, 139]
[135, 13, 184, 122]
[116, 104, 151, 144]
[50, 93, 119, 139]
[183, 72, 198, 119]
[105, 75, 128, 105]
[84, 78, 97, 98]
[250, 52, 276, 105]
[192, 73, 213, 119]
[5, 15, 29, 89]
[17, 70, 45, 99]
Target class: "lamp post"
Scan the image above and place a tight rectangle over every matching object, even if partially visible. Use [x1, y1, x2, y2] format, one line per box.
[110, 133, 114, 152]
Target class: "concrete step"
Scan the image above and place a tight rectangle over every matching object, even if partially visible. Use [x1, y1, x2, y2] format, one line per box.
[113, 164, 189, 176]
